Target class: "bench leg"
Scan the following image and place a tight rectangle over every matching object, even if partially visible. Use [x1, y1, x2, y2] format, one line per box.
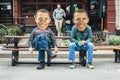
[46, 51, 51, 66]
[114, 50, 120, 63]
[119, 51, 120, 62]
[12, 51, 19, 66]
[79, 50, 87, 66]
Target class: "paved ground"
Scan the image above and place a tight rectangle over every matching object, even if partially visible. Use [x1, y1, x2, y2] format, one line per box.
[0, 58, 120, 80]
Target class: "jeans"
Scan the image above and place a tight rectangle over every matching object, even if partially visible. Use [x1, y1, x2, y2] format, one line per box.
[69, 42, 94, 63]
[38, 50, 45, 62]
[66, 25, 72, 31]
[33, 34, 50, 62]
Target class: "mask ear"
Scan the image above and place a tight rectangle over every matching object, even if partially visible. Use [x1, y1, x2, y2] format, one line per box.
[34, 15, 37, 23]
[35, 18, 37, 23]
[48, 18, 51, 24]
[86, 18, 89, 24]
[73, 19, 75, 24]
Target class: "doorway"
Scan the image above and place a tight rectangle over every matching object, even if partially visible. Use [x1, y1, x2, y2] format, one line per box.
[87, 0, 107, 31]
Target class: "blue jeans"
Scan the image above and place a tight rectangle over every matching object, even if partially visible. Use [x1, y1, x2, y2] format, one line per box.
[66, 25, 72, 31]
[33, 34, 50, 62]
[38, 50, 45, 62]
[69, 42, 94, 63]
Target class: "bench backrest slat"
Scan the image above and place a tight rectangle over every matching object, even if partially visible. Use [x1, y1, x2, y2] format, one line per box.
[4, 36, 70, 39]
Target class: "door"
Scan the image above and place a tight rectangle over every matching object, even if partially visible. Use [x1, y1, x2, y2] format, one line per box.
[87, 0, 107, 31]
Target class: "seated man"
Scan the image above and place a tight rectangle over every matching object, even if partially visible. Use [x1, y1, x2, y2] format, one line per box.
[28, 9, 58, 70]
[69, 9, 95, 69]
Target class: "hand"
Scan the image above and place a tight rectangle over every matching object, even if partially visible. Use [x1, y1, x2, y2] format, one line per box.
[80, 40, 86, 45]
[54, 47, 58, 53]
[28, 47, 33, 53]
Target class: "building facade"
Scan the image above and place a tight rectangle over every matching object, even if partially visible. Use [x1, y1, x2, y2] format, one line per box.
[0, 0, 116, 32]
[107, 0, 116, 32]
[115, 0, 120, 30]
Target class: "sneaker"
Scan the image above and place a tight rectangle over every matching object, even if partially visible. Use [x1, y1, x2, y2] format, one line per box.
[50, 53, 57, 59]
[87, 62, 95, 69]
[69, 64, 77, 69]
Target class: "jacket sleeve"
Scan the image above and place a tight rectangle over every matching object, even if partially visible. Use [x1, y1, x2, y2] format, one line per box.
[86, 27, 93, 43]
[28, 30, 35, 48]
[70, 26, 78, 43]
[53, 9, 56, 20]
[63, 9, 66, 18]
[49, 29, 57, 47]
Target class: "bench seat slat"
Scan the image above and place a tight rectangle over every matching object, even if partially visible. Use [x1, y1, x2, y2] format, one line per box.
[2, 47, 69, 51]
[94, 46, 118, 50]
[112, 46, 120, 50]
[3, 46, 120, 51]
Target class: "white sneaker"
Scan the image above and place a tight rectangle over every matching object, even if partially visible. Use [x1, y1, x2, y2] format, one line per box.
[87, 62, 95, 69]
[69, 64, 77, 69]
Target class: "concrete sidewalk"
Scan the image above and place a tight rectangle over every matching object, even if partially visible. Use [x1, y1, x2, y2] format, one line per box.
[0, 58, 120, 80]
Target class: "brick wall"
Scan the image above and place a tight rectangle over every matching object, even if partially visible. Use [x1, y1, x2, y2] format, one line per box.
[107, 0, 116, 32]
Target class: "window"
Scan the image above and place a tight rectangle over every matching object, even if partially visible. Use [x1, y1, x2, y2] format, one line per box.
[22, 5, 36, 13]
[24, 0, 36, 2]
[20, 0, 83, 25]
[38, 4, 51, 12]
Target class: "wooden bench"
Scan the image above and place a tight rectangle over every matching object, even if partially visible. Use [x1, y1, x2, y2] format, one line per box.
[2, 36, 87, 66]
[2, 36, 120, 66]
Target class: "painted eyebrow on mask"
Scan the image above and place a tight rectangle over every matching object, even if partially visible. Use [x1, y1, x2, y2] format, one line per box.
[74, 17, 87, 21]
[38, 17, 49, 20]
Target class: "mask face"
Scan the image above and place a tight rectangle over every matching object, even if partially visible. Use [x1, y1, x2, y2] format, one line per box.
[35, 12, 51, 30]
[73, 12, 89, 31]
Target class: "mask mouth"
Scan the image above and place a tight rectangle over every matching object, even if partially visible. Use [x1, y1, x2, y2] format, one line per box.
[39, 23, 46, 27]
[77, 23, 82, 27]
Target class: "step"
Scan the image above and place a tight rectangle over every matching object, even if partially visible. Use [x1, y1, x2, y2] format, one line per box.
[0, 49, 115, 59]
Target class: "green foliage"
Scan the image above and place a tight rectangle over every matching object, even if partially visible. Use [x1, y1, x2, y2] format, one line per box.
[0, 28, 6, 43]
[0, 28, 6, 36]
[0, 26, 19, 36]
[63, 40, 70, 46]
[7, 26, 19, 36]
[108, 36, 120, 46]
[0, 26, 19, 43]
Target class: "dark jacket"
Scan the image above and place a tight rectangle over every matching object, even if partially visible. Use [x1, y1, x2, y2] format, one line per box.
[28, 27, 57, 48]
[70, 25, 93, 44]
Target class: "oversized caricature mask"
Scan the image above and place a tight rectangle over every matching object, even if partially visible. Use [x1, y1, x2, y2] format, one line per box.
[35, 12, 51, 30]
[73, 12, 89, 31]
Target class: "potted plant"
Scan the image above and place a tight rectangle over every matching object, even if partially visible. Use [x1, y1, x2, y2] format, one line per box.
[108, 36, 120, 46]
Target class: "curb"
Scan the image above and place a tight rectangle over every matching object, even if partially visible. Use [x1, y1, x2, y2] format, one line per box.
[0, 51, 114, 58]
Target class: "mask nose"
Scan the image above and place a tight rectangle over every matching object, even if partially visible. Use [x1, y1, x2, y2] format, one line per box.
[75, 17, 87, 22]
[40, 19, 46, 22]
[39, 18, 48, 22]
[75, 18, 82, 22]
